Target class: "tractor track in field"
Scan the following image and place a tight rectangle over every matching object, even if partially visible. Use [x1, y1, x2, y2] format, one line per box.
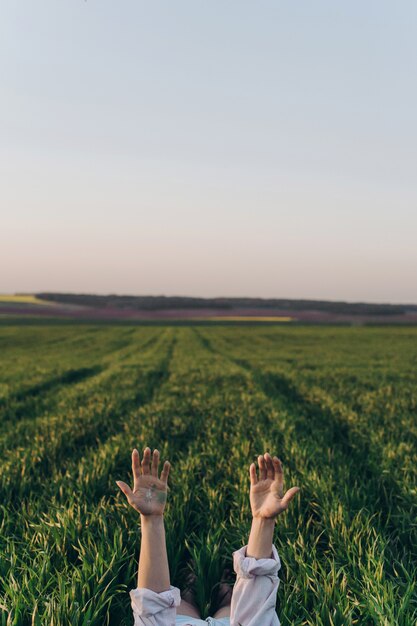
[49, 334, 177, 474]
[192, 329, 416, 546]
[0, 330, 162, 433]
[193, 329, 353, 446]
[0, 334, 177, 499]
[0, 366, 104, 423]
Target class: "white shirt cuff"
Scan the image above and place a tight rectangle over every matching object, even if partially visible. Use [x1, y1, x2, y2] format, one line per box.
[233, 544, 281, 579]
[130, 585, 181, 617]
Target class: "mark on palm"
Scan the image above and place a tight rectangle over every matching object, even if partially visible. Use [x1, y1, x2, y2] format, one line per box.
[145, 486, 154, 503]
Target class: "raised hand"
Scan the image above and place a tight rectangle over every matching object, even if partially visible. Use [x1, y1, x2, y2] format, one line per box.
[116, 447, 171, 516]
[250, 453, 300, 519]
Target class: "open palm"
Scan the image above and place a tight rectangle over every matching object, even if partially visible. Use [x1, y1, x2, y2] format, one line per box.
[250, 453, 300, 519]
[116, 447, 171, 516]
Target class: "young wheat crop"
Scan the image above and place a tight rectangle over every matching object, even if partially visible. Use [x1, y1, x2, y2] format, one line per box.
[0, 324, 416, 625]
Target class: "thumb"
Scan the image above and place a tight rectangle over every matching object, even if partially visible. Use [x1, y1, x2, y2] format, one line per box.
[116, 480, 133, 499]
[280, 486, 300, 510]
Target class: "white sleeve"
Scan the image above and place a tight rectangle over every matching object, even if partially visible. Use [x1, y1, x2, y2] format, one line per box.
[230, 545, 281, 626]
[130, 585, 181, 626]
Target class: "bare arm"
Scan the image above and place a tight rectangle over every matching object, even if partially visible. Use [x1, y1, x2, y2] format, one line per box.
[230, 453, 300, 626]
[247, 453, 300, 558]
[247, 517, 276, 558]
[138, 515, 169, 591]
[117, 447, 171, 592]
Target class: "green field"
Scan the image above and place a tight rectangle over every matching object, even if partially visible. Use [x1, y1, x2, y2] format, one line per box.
[0, 324, 416, 625]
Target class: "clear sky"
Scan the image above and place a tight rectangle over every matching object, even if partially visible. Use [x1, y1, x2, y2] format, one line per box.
[1, 1, 416, 303]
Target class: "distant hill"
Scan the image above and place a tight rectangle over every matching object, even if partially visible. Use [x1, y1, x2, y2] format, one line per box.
[36, 293, 417, 316]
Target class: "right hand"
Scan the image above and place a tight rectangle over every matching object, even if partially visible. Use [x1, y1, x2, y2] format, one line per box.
[116, 447, 171, 516]
[250, 452, 300, 519]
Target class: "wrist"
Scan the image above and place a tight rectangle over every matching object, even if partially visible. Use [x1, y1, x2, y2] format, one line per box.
[251, 516, 276, 529]
[140, 514, 165, 526]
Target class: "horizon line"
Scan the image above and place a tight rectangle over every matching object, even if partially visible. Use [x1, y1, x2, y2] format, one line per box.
[4, 292, 417, 307]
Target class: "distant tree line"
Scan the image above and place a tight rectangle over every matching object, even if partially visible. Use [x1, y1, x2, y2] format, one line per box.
[36, 293, 417, 316]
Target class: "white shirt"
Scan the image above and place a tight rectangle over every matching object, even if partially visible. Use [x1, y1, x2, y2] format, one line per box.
[130, 545, 281, 626]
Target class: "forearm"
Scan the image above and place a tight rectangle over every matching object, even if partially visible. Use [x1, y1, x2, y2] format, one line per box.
[246, 517, 275, 558]
[138, 515, 170, 592]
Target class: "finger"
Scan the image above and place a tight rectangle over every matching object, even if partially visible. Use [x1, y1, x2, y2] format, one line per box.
[132, 449, 141, 489]
[249, 463, 258, 485]
[280, 486, 300, 510]
[273, 457, 284, 497]
[142, 447, 151, 475]
[264, 453, 274, 480]
[116, 480, 133, 500]
[272, 457, 283, 489]
[258, 455, 267, 480]
[273, 456, 283, 474]
[151, 449, 160, 477]
[160, 460, 171, 484]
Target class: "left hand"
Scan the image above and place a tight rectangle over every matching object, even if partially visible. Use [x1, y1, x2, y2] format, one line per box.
[250, 453, 300, 519]
[116, 447, 170, 516]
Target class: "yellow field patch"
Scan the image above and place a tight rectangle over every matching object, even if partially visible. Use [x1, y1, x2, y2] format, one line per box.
[0, 294, 55, 306]
[204, 316, 294, 322]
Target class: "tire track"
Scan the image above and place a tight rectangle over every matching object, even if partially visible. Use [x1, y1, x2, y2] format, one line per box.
[0, 330, 161, 439]
[0, 332, 176, 500]
[193, 329, 416, 551]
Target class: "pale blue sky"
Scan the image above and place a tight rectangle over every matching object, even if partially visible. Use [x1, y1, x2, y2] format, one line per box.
[1, 1, 416, 302]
